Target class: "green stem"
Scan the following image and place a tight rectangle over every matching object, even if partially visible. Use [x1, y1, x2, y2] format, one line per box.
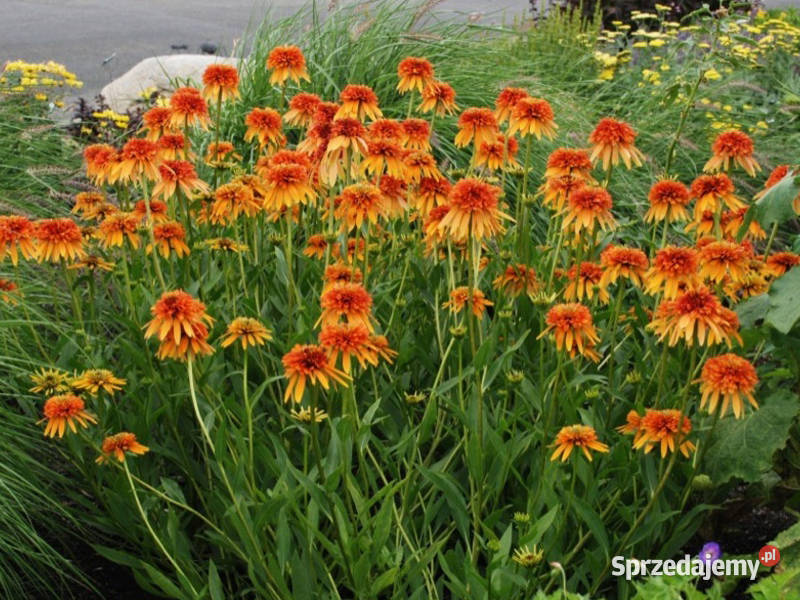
[188, 357, 215, 452]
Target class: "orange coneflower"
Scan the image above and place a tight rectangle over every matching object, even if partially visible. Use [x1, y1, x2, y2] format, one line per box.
[369, 119, 404, 143]
[378, 175, 409, 218]
[83, 144, 118, 184]
[157, 133, 190, 160]
[202, 64, 239, 102]
[438, 178, 508, 241]
[397, 56, 435, 94]
[320, 117, 368, 183]
[721, 208, 766, 241]
[562, 186, 615, 235]
[96, 432, 149, 464]
[72, 192, 106, 219]
[564, 262, 609, 303]
[204, 141, 242, 166]
[284, 92, 322, 128]
[697, 353, 758, 418]
[0, 279, 19, 304]
[599, 245, 649, 287]
[319, 322, 375, 371]
[539, 174, 583, 212]
[210, 182, 260, 224]
[726, 271, 769, 302]
[112, 138, 161, 183]
[403, 151, 440, 184]
[72, 369, 126, 395]
[220, 317, 272, 349]
[538, 303, 601, 361]
[39, 394, 96, 438]
[282, 343, 349, 403]
[645, 180, 691, 223]
[493, 264, 540, 298]
[335, 184, 385, 231]
[304, 234, 328, 259]
[336, 84, 382, 121]
[689, 173, 743, 220]
[544, 148, 594, 181]
[704, 130, 760, 177]
[415, 175, 451, 218]
[765, 252, 800, 278]
[148, 221, 190, 258]
[631, 409, 695, 457]
[508, 97, 557, 140]
[262, 163, 315, 210]
[419, 80, 458, 116]
[648, 286, 741, 347]
[297, 101, 338, 155]
[423, 204, 450, 249]
[442, 286, 493, 319]
[401, 119, 431, 151]
[0, 215, 36, 265]
[455, 108, 498, 148]
[369, 335, 397, 364]
[267, 45, 310, 85]
[494, 87, 529, 124]
[141, 106, 173, 140]
[132, 199, 168, 224]
[755, 165, 800, 212]
[34, 218, 85, 262]
[588, 117, 644, 170]
[152, 160, 209, 201]
[154, 320, 214, 361]
[324, 263, 363, 288]
[244, 107, 284, 150]
[318, 283, 374, 331]
[96, 212, 141, 249]
[266, 149, 313, 170]
[168, 87, 210, 129]
[475, 134, 519, 171]
[698, 240, 750, 283]
[551, 424, 609, 462]
[362, 139, 406, 178]
[144, 289, 215, 360]
[644, 246, 700, 298]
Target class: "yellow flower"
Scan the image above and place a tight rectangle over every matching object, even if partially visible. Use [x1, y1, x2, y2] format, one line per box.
[72, 369, 127, 395]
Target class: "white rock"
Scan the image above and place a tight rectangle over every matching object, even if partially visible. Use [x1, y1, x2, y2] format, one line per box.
[100, 54, 239, 112]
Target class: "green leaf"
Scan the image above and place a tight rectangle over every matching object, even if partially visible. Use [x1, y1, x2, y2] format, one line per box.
[208, 560, 224, 600]
[735, 294, 769, 330]
[766, 267, 800, 334]
[753, 171, 799, 228]
[705, 390, 800, 484]
[769, 521, 800, 570]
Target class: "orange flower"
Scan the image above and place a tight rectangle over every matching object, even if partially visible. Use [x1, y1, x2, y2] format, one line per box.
[765, 252, 800, 278]
[544, 148, 593, 181]
[492, 264, 540, 298]
[419, 80, 458, 116]
[0, 278, 19, 304]
[318, 283, 374, 331]
[539, 174, 583, 212]
[438, 178, 508, 241]
[378, 175, 409, 217]
[704, 130, 760, 177]
[263, 163, 315, 210]
[454, 108, 498, 148]
[282, 344, 349, 403]
[83, 143, 118, 184]
[401, 119, 431, 151]
[564, 262, 608, 303]
[0, 215, 36, 265]
[369, 335, 397, 364]
[507, 97, 557, 140]
[475, 134, 519, 171]
[494, 87, 529, 124]
[112, 138, 161, 183]
[149, 221, 190, 258]
[631, 409, 695, 458]
[588, 117, 644, 170]
[698, 240, 750, 283]
[442, 286, 493, 319]
[599, 245, 649, 287]
[202, 64, 239, 102]
[403, 151, 440, 184]
[304, 234, 328, 259]
[562, 186, 615, 235]
[39, 394, 97, 438]
[551, 425, 608, 462]
[323, 263, 363, 287]
[754, 165, 800, 211]
[423, 204, 450, 249]
[321, 118, 368, 184]
[648, 286, 741, 347]
[72, 192, 106, 218]
[689, 173, 743, 220]
[244, 107, 284, 150]
[336, 84, 382, 121]
[133, 199, 168, 224]
[362, 139, 406, 179]
[168, 87, 210, 129]
[369, 119, 404, 143]
[319, 322, 375, 371]
[697, 353, 758, 418]
[267, 45, 310, 85]
[645, 180, 691, 223]
[96, 432, 149, 464]
[721, 208, 766, 241]
[34, 218, 85, 262]
[284, 92, 322, 127]
[415, 176, 451, 218]
[616, 410, 642, 436]
[204, 142, 242, 167]
[152, 160, 209, 200]
[96, 212, 141, 249]
[220, 317, 272, 349]
[644, 246, 700, 298]
[538, 303, 601, 361]
[141, 106, 173, 140]
[211, 182, 260, 224]
[335, 184, 385, 231]
[144, 289, 215, 361]
[157, 133, 190, 160]
[397, 56, 434, 94]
